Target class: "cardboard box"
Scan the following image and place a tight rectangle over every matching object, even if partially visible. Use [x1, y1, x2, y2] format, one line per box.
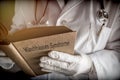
[0, 26, 76, 76]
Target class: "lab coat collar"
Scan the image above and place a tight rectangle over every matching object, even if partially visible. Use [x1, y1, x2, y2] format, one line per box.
[57, 0, 84, 17]
[56, 0, 65, 9]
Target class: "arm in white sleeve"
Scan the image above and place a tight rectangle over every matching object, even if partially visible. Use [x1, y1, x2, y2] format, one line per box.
[90, 50, 120, 79]
[90, 5, 120, 79]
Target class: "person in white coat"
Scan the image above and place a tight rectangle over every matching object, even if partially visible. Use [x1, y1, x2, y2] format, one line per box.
[0, 0, 120, 80]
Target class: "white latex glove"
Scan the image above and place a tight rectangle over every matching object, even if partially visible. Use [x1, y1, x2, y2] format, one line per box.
[0, 50, 14, 69]
[40, 51, 93, 77]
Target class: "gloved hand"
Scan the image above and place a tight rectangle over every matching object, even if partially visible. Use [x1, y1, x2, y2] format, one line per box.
[0, 50, 14, 69]
[40, 51, 93, 77]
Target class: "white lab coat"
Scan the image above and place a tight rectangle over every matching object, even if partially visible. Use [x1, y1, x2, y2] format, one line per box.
[0, 0, 120, 79]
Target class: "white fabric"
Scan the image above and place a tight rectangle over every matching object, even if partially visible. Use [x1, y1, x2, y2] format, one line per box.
[90, 50, 120, 79]
[93, 27, 112, 51]
[40, 51, 92, 77]
[0, 0, 120, 79]
[0, 50, 14, 69]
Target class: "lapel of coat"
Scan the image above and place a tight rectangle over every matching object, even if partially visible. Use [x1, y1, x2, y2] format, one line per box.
[57, 0, 84, 18]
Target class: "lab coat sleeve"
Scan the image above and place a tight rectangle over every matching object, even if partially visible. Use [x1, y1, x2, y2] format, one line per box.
[90, 5, 120, 79]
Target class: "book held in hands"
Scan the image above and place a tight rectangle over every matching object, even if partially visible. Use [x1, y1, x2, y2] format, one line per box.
[0, 26, 76, 76]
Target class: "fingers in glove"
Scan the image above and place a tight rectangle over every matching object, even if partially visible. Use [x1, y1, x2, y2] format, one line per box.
[40, 63, 63, 72]
[40, 57, 69, 69]
[48, 51, 81, 63]
[40, 63, 74, 75]
[41, 68, 53, 73]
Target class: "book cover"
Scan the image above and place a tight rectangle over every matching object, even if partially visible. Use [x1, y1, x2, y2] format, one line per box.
[0, 26, 76, 76]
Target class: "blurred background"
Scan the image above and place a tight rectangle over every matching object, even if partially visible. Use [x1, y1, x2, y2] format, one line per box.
[0, 0, 15, 30]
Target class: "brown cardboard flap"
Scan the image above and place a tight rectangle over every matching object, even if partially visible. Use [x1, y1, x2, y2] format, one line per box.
[7, 26, 73, 42]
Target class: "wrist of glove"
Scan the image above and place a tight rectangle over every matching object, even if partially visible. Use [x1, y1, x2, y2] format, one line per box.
[39, 51, 93, 77]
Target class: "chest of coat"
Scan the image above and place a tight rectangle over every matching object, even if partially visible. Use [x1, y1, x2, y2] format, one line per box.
[55, 1, 112, 54]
